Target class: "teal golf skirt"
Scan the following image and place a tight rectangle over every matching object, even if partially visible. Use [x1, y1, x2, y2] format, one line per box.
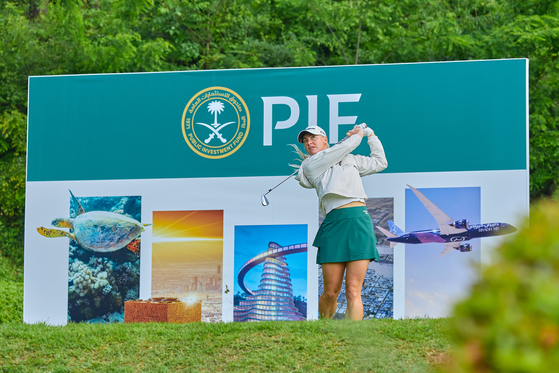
[313, 206, 380, 264]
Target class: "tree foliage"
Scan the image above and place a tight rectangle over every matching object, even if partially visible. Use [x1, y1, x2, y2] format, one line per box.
[451, 200, 559, 372]
[0, 110, 26, 265]
[1, 0, 558, 263]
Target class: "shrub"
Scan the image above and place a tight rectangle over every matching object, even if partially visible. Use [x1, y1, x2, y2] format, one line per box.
[0, 252, 23, 323]
[0, 280, 23, 323]
[451, 201, 559, 372]
[0, 252, 22, 282]
[0, 110, 26, 266]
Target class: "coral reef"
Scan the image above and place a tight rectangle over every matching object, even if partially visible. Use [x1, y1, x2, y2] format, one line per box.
[68, 257, 113, 297]
[125, 288, 138, 301]
[67, 195, 141, 324]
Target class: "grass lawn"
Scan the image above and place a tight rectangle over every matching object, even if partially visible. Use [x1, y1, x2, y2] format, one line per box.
[1, 254, 451, 372]
[0, 318, 451, 372]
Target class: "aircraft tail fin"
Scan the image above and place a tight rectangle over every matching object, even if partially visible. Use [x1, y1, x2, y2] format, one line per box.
[377, 225, 397, 238]
[376, 225, 399, 249]
[387, 221, 404, 236]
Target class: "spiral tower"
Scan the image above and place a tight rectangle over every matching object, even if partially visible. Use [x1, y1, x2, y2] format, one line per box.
[234, 242, 306, 322]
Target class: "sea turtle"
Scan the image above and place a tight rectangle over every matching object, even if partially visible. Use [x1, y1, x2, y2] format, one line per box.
[37, 191, 150, 254]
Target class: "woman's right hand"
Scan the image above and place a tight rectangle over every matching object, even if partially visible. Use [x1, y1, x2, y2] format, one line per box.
[355, 123, 374, 137]
[346, 126, 364, 138]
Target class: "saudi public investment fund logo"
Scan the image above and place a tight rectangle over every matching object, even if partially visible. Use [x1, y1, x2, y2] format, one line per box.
[182, 87, 250, 159]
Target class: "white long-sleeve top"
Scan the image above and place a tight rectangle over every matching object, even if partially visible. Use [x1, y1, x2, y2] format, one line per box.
[295, 134, 388, 216]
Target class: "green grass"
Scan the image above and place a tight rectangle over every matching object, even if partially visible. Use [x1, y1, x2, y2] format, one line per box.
[340, 318, 451, 372]
[0, 318, 451, 372]
[0, 254, 451, 372]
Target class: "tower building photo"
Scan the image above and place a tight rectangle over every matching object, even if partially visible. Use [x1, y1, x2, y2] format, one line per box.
[234, 225, 308, 322]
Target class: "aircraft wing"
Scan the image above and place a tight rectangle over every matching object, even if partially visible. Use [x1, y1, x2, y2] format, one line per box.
[439, 242, 460, 257]
[407, 185, 467, 235]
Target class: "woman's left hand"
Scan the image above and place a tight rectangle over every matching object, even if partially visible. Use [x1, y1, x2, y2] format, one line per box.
[346, 126, 364, 138]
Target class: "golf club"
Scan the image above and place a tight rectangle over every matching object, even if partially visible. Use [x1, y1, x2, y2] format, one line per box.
[261, 169, 299, 206]
[261, 123, 369, 206]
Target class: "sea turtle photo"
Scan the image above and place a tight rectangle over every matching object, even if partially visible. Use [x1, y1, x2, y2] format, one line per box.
[37, 191, 150, 254]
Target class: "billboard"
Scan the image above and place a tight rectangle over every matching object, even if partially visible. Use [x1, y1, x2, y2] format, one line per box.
[24, 59, 529, 324]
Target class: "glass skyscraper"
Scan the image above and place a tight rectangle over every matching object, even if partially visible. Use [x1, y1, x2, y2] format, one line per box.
[234, 243, 305, 322]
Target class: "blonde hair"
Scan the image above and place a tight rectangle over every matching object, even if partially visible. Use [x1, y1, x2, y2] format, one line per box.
[287, 144, 308, 170]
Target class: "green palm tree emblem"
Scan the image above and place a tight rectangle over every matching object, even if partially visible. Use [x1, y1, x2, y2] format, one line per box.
[196, 100, 236, 144]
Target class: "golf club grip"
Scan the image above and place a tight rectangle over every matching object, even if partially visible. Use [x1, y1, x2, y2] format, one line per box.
[318, 123, 368, 152]
[338, 123, 368, 144]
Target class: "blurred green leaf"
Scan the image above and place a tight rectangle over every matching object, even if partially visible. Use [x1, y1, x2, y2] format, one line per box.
[452, 201, 559, 372]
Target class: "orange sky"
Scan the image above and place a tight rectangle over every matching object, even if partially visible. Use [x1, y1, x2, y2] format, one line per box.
[152, 210, 223, 265]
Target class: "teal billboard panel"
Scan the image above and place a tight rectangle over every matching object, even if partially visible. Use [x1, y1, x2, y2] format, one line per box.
[27, 60, 527, 182]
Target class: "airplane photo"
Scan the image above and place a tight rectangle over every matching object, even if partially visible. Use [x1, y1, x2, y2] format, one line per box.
[377, 185, 517, 256]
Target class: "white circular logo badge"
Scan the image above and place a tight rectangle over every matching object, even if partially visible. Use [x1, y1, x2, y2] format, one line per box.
[182, 87, 250, 159]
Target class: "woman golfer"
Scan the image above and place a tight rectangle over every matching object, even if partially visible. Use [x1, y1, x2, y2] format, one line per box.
[295, 123, 387, 320]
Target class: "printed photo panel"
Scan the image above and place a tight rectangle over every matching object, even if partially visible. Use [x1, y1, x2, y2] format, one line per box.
[234, 225, 308, 322]
[152, 210, 223, 323]
[405, 186, 481, 318]
[59, 193, 142, 323]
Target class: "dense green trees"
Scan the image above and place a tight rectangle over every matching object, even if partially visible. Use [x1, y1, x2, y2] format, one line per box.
[1, 0, 558, 264]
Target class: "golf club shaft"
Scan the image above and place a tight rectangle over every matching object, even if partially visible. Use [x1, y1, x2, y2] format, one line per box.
[263, 169, 299, 196]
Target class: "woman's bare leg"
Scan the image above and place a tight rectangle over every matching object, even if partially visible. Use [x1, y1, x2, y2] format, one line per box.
[319, 262, 346, 319]
[344, 260, 370, 320]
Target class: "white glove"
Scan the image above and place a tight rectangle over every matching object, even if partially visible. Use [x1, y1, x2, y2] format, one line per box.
[355, 123, 374, 137]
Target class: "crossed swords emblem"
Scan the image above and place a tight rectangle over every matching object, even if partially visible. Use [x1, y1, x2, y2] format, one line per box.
[196, 100, 236, 144]
[196, 121, 236, 144]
